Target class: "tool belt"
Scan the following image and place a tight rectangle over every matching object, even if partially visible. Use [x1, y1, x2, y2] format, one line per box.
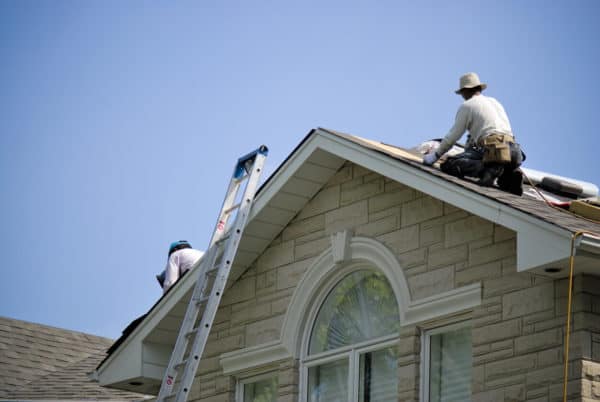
[479, 133, 515, 164]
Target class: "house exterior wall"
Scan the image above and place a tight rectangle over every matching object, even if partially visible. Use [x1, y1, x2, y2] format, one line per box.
[189, 162, 600, 402]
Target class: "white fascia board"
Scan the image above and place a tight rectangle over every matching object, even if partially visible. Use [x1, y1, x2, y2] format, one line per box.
[95, 141, 329, 379]
[306, 130, 577, 271]
[97, 129, 599, 383]
[580, 233, 600, 254]
[248, 135, 342, 223]
[95, 262, 199, 378]
[95, 137, 336, 381]
[516, 227, 573, 271]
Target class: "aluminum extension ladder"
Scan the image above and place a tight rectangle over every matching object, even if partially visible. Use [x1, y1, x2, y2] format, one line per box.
[157, 145, 268, 402]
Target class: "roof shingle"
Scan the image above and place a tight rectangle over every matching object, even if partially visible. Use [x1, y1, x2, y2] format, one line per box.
[321, 128, 600, 235]
[0, 316, 149, 401]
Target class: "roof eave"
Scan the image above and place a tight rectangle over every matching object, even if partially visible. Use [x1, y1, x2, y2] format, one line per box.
[95, 127, 599, 390]
[579, 233, 600, 254]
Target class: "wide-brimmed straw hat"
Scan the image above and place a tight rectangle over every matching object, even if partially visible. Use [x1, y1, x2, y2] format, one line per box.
[455, 72, 487, 94]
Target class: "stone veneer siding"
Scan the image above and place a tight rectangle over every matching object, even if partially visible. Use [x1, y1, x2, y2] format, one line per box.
[187, 162, 600, 402]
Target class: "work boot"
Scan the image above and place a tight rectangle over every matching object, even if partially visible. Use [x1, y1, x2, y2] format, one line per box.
[479, 165, 504, 187]
[498, 168, 523, 196]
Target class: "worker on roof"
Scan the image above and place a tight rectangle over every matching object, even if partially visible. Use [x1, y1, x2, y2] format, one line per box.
[422, 72, 525, 195]
[157, 240, 204, 294]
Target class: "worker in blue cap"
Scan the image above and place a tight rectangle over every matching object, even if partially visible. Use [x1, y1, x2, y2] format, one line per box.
[157, 240, 204, 294]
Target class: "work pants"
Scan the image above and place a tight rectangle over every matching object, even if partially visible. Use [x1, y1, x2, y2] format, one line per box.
[440, 143, 525, 191]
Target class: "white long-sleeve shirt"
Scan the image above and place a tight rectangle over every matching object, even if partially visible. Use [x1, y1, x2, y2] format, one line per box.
[438, 94, 513, 156]
[163, 248, 204, 294]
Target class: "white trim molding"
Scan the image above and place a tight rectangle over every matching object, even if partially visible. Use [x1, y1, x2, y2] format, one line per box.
[96, 128, 597, 391]
[420, 320, 473, 402]
[219, 234, 482, 374]
[235, 371, 279, 402]
[307, 131, 588, 270]
[331, 229, 353, 264]
[404, 283, 481, 326]
[221, 341, 289, 375]
[281, 235, 411, 358]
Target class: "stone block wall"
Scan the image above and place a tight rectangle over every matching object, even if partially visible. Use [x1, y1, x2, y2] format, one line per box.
[188, 161, 600, 402]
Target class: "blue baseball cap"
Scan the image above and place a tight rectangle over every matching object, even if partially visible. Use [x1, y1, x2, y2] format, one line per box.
[169, 240, 191, 255]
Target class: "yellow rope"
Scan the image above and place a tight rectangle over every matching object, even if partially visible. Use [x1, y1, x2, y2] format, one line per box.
[522, 171, 600, 225]
[562, 232, 579, 401]
[501, 173, 600, 400]
[562, 230, 598, 401]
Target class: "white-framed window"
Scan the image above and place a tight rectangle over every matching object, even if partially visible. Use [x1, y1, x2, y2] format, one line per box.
[421, 321, 472, 402]
[301, 268, 401, 402]
[236, 373, 278, 402]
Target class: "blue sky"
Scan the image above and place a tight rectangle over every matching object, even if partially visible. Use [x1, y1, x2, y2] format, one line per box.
[1, 1, 599, 339]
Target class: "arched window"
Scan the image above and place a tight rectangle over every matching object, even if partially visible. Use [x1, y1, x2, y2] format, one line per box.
[303, 269, 400, 402]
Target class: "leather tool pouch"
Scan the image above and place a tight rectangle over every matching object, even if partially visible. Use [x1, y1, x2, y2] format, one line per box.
[482, 134, 513, 164]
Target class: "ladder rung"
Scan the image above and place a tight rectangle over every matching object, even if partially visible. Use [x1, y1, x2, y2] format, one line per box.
[174, 359, 188, 371]
[223, 203, 241, 215]
[185, 327, 199, 339]
[195, 296, 210, 307]
[215, 234, 230, 245]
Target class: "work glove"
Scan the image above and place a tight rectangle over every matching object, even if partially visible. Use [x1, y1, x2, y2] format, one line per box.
[422, 152, 439, 166]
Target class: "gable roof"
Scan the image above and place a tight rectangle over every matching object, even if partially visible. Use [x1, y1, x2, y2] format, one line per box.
[322, 128, 600, 235]
[95, 127, 600, 393]
[0, 316, 149, 401]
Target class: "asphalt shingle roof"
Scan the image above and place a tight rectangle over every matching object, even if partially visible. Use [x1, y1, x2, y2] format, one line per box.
[321, 128, 600, 235]
[0, 316, 149, 401]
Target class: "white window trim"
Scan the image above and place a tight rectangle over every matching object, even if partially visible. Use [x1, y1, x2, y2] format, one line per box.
[298, 261, 397, 354]
[236, 371, 279, 402]
[419, 320, 472, 402]
[298, 263, 401, 402]
[220, 234, 481, 379]
[281, 235, 481, 360]
[303, 333, 399, 365]
[301, 337, 400, 402]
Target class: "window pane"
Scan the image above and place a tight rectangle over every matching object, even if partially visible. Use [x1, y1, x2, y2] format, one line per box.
[308, 359, 348, 402]
[429, 327, 472, 402]
[309, 271, 400, 354]
[243, 377, 278, 402]
[359, 347, 399, 402]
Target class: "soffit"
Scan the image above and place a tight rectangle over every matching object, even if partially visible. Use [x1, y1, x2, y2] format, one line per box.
[97, 127, 600, 387]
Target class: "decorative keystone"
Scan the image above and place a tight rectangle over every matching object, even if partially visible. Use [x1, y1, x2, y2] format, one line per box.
[331, 230, 353, 264]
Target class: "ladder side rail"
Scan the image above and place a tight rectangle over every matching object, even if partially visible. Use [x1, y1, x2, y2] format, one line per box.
[173, 153, 266, 402]
[207, 179, 241, 248]
[156, 243, 220, 400]
[158, 176, 240, 401]
[158, 162, 244, 399]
